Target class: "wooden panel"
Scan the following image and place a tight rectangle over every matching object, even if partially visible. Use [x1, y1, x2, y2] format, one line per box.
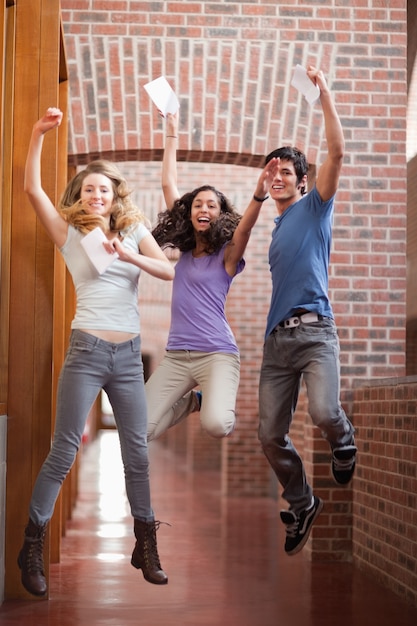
[0, 2, 14, 415]
[50, 76, 69, 564]
[5, 2, 41, 598]
[0, 0, 4, 411]
[5, 0, 68, 599]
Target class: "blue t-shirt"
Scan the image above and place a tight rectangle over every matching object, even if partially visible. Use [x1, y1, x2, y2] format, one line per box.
[265, 186, 335, 337]
[167, 244, 245, 354]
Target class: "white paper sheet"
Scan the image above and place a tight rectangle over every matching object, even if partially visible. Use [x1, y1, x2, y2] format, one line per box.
[143, 76, 180, 116]
[291, 65, 320, 105]
[80, 227, 119, 274]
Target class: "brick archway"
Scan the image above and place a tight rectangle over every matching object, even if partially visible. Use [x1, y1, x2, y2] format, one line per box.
[64, 33, 332, 168]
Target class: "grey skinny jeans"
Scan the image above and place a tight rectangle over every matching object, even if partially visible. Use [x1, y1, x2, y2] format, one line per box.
[258, 318, 355, 513]
[29, 329, 154, 525]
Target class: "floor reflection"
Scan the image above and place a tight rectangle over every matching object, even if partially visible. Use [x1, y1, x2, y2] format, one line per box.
[1, 430, 416, 626]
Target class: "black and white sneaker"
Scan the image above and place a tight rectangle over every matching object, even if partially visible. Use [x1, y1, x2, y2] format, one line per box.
[332, 445, 357, 484]
[279, 496, 323, 556]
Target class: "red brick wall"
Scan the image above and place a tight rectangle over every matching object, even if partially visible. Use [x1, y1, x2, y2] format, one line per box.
[353, 379, 417, 606]
[60, 0, 410, 575]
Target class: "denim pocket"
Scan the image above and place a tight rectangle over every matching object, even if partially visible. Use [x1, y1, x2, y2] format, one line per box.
[69, 339, 95, 354]
[131, 336, 141, 354]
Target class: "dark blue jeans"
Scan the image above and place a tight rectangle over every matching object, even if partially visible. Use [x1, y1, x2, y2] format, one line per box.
[30, 330, 154, 525]
[258, 319, 355, 513]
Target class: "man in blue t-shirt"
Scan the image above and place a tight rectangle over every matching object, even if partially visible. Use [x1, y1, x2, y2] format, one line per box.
[258, 66, 357, 557]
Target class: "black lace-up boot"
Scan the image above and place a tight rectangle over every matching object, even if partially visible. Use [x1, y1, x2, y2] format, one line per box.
[131, 519, 168, 585]
[17, 518, 48, 596]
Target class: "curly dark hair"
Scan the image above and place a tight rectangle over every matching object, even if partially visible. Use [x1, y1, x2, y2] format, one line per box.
[152, 185, 241, 254]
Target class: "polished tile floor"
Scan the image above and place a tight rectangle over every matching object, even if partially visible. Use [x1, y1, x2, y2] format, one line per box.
[1, 430, 417, 626]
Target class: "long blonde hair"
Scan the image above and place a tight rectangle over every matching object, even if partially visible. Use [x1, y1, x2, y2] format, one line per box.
[59, 160, 146, 234]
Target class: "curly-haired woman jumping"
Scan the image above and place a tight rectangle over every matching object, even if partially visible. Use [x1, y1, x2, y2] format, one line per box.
[146, 111, 278, 441]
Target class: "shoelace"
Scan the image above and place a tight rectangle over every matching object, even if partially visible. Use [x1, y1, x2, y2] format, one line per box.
[333, 456, 355, 471]
[284, 516, 300, 538]
[143, 521, 171, 567]
[26, 536, 45, 573]
[153, 520, 171, 531]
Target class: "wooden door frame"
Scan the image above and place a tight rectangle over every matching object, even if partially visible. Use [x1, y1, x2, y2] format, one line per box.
[3, 1, 69, 599]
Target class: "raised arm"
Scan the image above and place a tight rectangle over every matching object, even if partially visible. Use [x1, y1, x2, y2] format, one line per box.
[307, 67, 345, 202]
[24, 108, 68, 248]
[223, 157, 279, 277]
[161, 112, 180, 210]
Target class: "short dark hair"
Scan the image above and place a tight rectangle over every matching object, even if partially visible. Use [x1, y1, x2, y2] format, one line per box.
[265, 146, 309, 193]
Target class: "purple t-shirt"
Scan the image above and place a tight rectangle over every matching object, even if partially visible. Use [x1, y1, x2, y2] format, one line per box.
[166, 244, 245, 354]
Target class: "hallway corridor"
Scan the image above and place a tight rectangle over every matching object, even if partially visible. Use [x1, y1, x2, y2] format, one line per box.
[1, 430, 416, 626]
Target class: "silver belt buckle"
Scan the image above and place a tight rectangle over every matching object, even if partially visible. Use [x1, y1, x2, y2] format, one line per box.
[284, 316, 300, 328]
[283, 312, 319, 328]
